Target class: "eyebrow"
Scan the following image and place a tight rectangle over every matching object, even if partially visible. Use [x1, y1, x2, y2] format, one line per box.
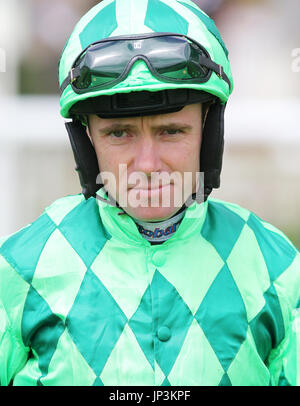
[99, 124, 137, 134]
[98, 122, 193, 134]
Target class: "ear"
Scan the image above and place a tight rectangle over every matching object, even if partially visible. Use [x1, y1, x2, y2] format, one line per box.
[202, 102, 212, 129]
[85, 116, 94, 146]
[86, 125, 91, 140]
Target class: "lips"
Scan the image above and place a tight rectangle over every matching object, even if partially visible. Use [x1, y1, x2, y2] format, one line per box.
[128, 183, 172, 199]
[128, 180, 173, 190]
[140, 185, 164, 191]
[131, 184, 170, 191]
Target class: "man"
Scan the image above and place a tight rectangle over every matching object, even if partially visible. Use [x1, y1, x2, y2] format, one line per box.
[86, 103, 205, 222]
[0, 0, 299, 386]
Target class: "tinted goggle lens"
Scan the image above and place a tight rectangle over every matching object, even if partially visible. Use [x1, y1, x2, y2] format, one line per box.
[72, 36, 210, 91]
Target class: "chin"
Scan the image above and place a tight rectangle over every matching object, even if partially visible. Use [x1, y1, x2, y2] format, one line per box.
[125, 206, 179, 222]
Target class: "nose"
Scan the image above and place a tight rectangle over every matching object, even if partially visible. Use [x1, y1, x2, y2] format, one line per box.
[132, 135, 162, 175]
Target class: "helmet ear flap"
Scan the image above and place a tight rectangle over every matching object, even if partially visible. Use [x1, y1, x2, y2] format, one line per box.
[65, 120, 100, 199]
[200, 101, 226, 200]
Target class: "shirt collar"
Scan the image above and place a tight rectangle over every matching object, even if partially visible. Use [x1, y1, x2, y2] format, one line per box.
[96, 187, 208, 246]
[134, 209, 186, 243]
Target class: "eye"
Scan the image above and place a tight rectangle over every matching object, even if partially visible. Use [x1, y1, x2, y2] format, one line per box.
[162, 128, 183, 136]
[108, 130, 128, 139]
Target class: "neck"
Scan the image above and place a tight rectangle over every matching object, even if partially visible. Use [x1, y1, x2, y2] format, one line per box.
[133, 207, 186, 243]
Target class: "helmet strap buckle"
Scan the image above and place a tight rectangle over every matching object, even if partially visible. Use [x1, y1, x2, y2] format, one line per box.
[70, 68, 76, 84]
[217, 64, 223, 79]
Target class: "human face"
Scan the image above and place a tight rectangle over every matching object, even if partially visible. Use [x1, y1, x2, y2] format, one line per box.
[87, 102, 203, 221]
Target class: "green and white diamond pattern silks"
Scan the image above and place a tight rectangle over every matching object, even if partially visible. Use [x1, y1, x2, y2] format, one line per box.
[0, 193, 299, 386]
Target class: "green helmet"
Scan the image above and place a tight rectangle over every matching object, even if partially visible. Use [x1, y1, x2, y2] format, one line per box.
[59, 0, 234, 201]
[59, 0, 233, 119]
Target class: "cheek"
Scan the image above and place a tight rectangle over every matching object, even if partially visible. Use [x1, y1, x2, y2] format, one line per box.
[171, 137, 201, 172]
[93, 142, 117, 172]
[95, 151, 123, 199]
[98, 156, 121, 183]
[95, 147, 130, 193]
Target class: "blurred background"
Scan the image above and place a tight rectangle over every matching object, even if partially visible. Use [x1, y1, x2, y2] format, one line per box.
[0, 0, 299, 248]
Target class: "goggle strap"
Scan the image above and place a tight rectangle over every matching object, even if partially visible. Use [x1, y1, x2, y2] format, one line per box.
[198, 55, 231, 90]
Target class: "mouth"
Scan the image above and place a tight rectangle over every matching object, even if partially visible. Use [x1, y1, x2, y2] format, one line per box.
[129, 184, 172, 198]
[138, 185, 164, 191]
[130, 183, 171, 191]
[128, 179, 174, 190]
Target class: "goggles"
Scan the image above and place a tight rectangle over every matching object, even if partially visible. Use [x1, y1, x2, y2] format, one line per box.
[60, 32, 231, 94]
